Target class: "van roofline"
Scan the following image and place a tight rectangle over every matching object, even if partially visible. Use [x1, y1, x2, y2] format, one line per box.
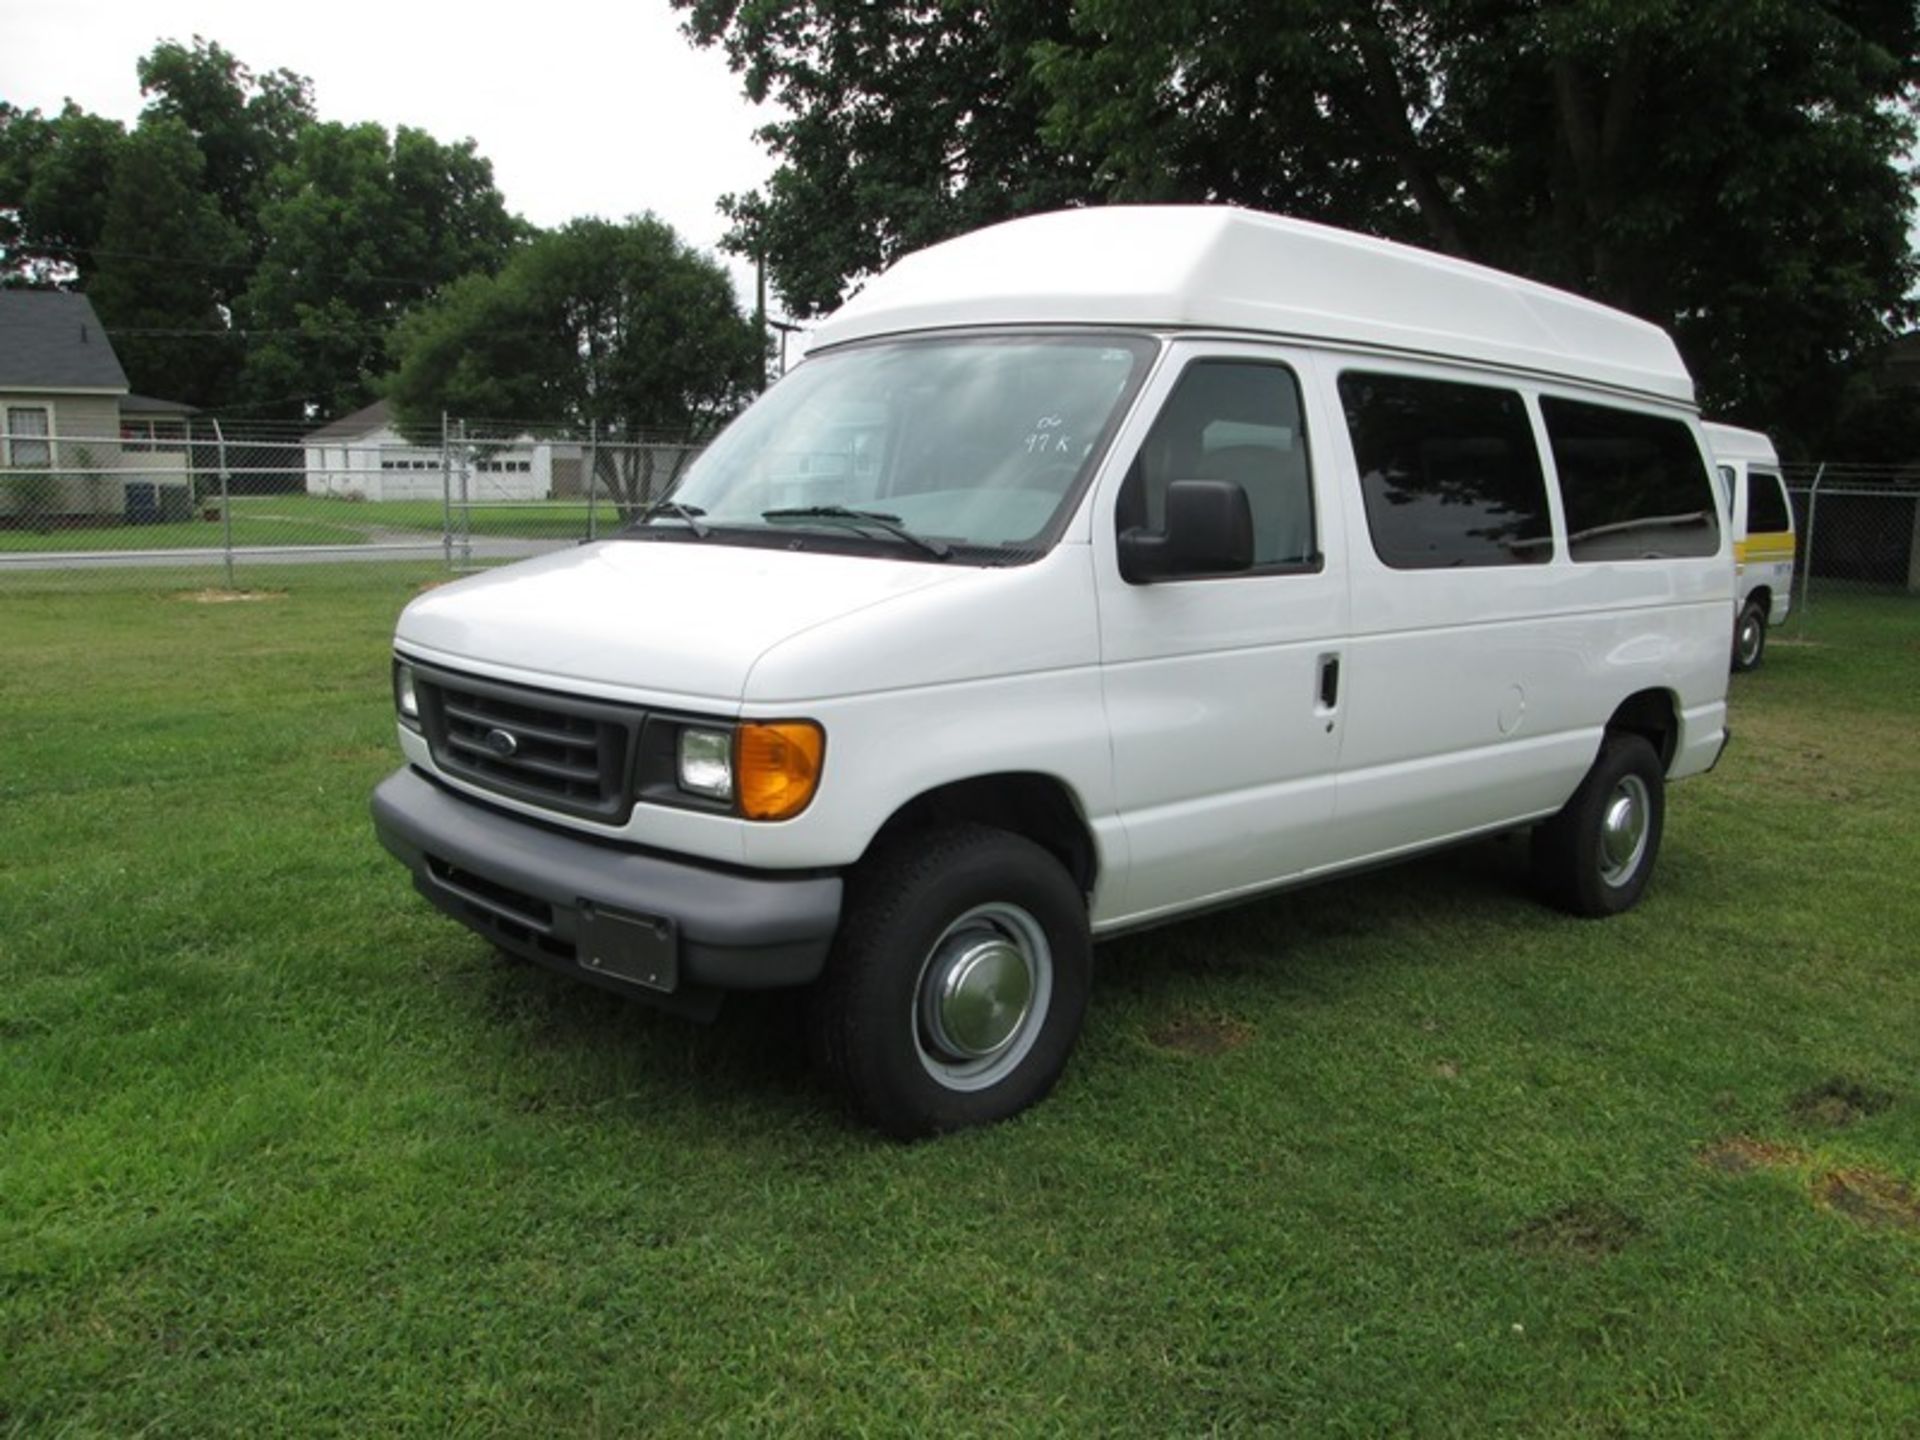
[1701, 420, 1779, 466]
[809, 207, 1697, 407]
[805, 320, 1704, 413]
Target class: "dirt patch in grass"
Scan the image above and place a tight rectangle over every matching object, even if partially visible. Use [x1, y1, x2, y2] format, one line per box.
[1789, 1078, 1894, 1130]
[1814, 1170, 1920, 1230]
[1512, 1201, 1642, 1259]
[1699, 1136, 1806, 1175]
[414, 578, 453, 593]
[1147, 1014, 1253, 1056]
[172, 588, 288, 604]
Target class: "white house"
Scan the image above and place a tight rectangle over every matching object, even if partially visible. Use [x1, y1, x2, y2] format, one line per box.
[301, 400, 580, 502]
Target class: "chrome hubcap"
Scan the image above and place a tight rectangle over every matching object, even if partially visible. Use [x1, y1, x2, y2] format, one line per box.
[927, 938, 1033, 1058]
[913, 902, 1052, 1091]
[1599, 775, 1651, 887]
[1738, 618, 1760, 664]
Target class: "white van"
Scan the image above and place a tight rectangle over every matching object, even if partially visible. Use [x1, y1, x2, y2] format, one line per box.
[374, 207, 1732, 1137]
[1702, 421, 1795, 670]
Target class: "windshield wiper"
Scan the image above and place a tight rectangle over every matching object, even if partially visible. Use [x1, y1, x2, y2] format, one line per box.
[761, 505, 952, 560]
[630, 500, 710, 537]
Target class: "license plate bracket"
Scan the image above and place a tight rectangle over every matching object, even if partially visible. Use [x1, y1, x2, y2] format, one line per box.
[576, 904, 678, 993]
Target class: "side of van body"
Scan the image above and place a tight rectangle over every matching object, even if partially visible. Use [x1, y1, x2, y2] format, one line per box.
[1702, 421, 1795, 670]
[374, 208, 1732, 1137]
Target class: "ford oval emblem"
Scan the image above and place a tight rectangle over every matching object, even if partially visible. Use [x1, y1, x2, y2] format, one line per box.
[483, 727, 520, 758]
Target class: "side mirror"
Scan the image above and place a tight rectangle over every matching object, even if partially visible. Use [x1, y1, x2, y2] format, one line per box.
[1118, 479, 1255, 582]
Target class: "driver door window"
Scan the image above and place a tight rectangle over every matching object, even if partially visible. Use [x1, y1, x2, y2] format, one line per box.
[1116, 360, 1317, 569]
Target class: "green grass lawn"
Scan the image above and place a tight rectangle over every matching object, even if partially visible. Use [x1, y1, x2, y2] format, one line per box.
[0, 495, 611, 554]
[3, 575, 1917, 1434]
[0, 509, 372, 553]
[229, 494, 607, 541]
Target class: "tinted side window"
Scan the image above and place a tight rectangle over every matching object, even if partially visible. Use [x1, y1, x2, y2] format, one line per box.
[1748, 470, 1791, 534]
[1118, 361, 1316, 568]
[1541, 398, 1721, 561]
[1338, 372, 1553, 569]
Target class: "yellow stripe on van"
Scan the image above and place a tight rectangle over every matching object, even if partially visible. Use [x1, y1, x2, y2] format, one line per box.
[1735, 535, 1797, 564]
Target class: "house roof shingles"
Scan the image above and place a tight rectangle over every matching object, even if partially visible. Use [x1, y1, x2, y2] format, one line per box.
[0, 291, 130, 391]
[303, 399, 393, 444]
[122, 393, 199, 416]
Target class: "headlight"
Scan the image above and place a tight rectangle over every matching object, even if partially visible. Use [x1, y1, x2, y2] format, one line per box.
[670, 720, 824, 818]
[677, 727, 734, 800]
[394, 660, 420, 721]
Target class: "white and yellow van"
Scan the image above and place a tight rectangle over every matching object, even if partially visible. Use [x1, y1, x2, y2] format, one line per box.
[1704, 422, 1795, 670]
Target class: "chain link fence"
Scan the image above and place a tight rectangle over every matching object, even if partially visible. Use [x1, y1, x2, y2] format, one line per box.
[1781, 463, 1920, 625]
[6, 413, 1918, 625]
[0, 413, 703, 592]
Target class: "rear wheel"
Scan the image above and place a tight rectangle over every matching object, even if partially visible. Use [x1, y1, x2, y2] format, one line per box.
[809, 824, 1091, 1139]
[1733, 599, 1768, 671]
[1532, 732, 1665, 917]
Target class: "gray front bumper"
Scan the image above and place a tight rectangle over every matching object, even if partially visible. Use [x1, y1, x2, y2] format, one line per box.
[372, 767, 842, 1004]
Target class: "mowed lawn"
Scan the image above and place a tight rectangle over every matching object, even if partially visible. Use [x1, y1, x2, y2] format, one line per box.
[225, 495, 607, 541]
[2, 572, 1917, 1435]
[0, 496, 608, 554]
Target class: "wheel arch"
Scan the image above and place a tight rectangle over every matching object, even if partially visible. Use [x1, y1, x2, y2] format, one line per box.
[861, 772, 1099, 897]
[1606, 688, 1679, 771]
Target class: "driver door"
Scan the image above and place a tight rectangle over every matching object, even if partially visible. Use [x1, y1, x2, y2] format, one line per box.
[1091, 342, 1350, 925]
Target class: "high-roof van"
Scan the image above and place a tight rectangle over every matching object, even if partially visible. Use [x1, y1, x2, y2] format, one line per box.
[373, 207, 1732, 1137]
[1702, 421, 1795, 670]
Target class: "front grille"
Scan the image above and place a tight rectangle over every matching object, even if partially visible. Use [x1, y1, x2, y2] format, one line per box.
[414, 665, 641, 822]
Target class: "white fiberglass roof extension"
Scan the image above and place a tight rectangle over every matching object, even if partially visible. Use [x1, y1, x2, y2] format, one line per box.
[1701, 421, 1777, 465]
[809, 206, 1695, 406]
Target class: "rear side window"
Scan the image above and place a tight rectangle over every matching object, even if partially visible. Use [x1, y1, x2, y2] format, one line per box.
[1748, 470, 1792, 534]
[1541, 398, 1720, 561]
[1338, 371, 1553, 568]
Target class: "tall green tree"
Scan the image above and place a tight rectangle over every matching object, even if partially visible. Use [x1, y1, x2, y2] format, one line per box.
[677, 0, 1093, 315]
[236, 121, 524, 420]
[386, 216, 764, 515]
[0, 103, 128, 287]
[136, 36, 315, 251]
[677, 0, 1919, 453]
[85, 118, 249, 406]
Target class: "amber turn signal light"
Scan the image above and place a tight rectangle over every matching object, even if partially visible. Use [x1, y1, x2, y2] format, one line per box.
[736, 721, 825, 821]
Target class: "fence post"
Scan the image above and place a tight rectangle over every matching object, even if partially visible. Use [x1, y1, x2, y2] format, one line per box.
[457, 418, 473, 569]
[1798, 462, 1825, 620]
[587, 425, 600, 542]
[440, 411, 453, 573]
[212, 418, 235, 590]
[1908, 487, 1920, 594]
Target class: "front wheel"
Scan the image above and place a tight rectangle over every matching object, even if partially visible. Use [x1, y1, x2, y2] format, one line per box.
[1733, 599, 1768, 672]
[1532, 732, 1666, 917]
[809, 824, 1091, 1139]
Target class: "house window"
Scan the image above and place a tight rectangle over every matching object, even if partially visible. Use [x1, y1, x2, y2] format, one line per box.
[6, 407, 52, 467]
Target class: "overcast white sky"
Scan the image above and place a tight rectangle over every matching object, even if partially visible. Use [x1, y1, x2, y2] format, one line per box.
[0, 0, 776, 305]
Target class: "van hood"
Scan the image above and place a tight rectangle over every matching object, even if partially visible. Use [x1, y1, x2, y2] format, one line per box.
[395, 538, 969, 706]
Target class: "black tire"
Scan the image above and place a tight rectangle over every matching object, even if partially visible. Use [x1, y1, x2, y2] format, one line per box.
[1732, 599, 1767, 672]
[809, 824, 1091, 1139]
[1532, 732, 1665, 918]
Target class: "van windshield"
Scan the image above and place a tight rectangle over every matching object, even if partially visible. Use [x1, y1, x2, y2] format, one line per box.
[651, 333, 1156, 561]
